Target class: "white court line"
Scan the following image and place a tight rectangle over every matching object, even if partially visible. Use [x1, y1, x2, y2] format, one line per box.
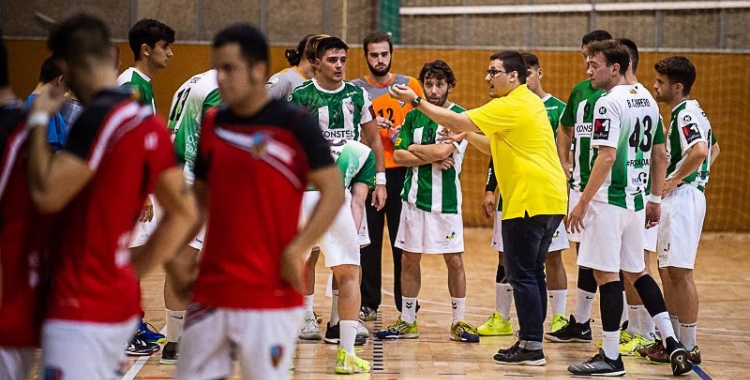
[121, 326, 166, 380]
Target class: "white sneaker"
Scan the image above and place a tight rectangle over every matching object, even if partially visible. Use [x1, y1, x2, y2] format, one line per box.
[299, 316, 322, 340]
[356, 320, 369, 338]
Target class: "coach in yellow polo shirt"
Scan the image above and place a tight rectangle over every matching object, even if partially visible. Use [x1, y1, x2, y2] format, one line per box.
[389, 51, 566, 366]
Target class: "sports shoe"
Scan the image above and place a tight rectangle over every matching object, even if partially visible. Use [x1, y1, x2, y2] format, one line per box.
[549, 313, 568, 333]
[334, 347, 371, 374]
[356, 320, 369, 338]
[323, 322, 366, 346]
[636, 338, 662, 358]
[493, 341, 546, 366]
[477, 311, 513, 336]
[126, 331, 160, 356]
[544, 315, 592, 343]
[646, 338, 694, 375]
[687, 346, 701, 365]
[138, 320, 166, 343]
[359, 306, 377, 322]
[299, 315, 322, 340]
[160, 341, 179, 364]
[450, 321, 480, 343]
[314, 311, 322, 324]
[619, 333, 655, 356]
[375, 317, 419, 339]
[567, 349, 625, 376]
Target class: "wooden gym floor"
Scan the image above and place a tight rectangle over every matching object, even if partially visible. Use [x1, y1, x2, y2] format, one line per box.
[37, 229, 750, 379]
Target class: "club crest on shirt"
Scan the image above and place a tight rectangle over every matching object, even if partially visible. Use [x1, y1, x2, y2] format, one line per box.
[344, 100, 355, 114]
[270, 345, 284, 367]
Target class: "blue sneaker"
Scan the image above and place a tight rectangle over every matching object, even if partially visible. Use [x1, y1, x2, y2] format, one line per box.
[138, 320, 166, 343]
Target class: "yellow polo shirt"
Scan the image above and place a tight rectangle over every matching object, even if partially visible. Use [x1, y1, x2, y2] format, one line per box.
[466, 85, 567, 219]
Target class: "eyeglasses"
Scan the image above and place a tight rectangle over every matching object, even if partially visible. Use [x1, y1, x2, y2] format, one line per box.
[486, 68, 509, 77]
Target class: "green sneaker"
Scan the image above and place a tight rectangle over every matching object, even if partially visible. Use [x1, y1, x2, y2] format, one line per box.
[334, 347, 370, 374]
[375, 317, 419, 339]
[619, 333, 655, 356]
[450, 321, 480, 343]
[477, 311, 513, 336]
[549, 314, 568, 333]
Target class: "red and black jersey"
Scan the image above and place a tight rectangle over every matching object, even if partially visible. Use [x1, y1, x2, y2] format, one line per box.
[47, 88, 175, 323]
[0, 103, 52, 347]
[193, 98, 333, 310]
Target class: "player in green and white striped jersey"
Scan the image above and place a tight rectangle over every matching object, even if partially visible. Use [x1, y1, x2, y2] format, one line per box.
[567, 40, 692, 377]
[479, 53, 570, 338]
[653, 56, 721, 363]
[377, 60, 480, 344]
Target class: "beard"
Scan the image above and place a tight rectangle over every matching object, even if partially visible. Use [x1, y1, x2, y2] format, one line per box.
[428, 92, 449, 107]
[367, 60, 391, 77]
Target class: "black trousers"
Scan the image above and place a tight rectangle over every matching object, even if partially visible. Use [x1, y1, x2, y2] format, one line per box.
[360, 166, 406, 312]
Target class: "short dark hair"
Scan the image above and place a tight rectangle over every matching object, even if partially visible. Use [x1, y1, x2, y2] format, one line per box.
[38, 56, 62, 84]
[586, 40, 630, 75]
[654, 56, 696, 96]
[617, 38, 639, 75]
[128, 18, 175, 61]
[490, 51, 527, 84]
[582, 30, 612, 46]
[520, 52, 540, 68]
[315, 37, 348, 60]
[418, 60, 456, 88]
[285, 34, 314, 66]
[363, 31, 392, 55]
[213, 23, 269, 67]
[0, 32, 8, 88]
[48, 13, 112, 69]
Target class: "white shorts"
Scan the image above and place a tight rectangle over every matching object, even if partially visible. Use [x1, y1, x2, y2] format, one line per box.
[567, 189, 583, 242]
[657, 185, 706, 269]
[41, 317, 138, 380]
[395, 201, 464, 254]
[299, 191, 360, 267]
[176, 306, 303, 380]
[644, 222, 657, 252]
[577, 201, 646, 273]
[358, 212, 370, 248]
[491, 211, 569, 252]
[0, 348, 34, 380]
[129, 195, 161, 248]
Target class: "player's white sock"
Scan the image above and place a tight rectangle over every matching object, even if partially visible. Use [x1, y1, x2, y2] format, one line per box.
[304, 294, 315, 319]
[165, 309, 185, 343]
[627, 305, 640, 336]
[653, 312, 677, 345]
[573, 289, 596, 323]
[602, 330, 620, 361]
[548, 289, 567, 317]
[451, 297, 466, 324]
[339, 320, 358, 355]
[639, 306, 656, 339]
[670, 314, 680, 339]
[402, 297, 418, 324]
[330, 290, 340, 325]
[620, 291, 629, 327]
[679, 322, 697, 351]
[496, 283, 513, 320]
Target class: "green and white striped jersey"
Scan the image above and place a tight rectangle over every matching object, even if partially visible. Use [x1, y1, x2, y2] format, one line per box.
[167, 70, 221, 180]
[667, 99, 714, 192]
[560, 79, 606, 191]
[330, 139, 376, 189]
[542, 94, 566, 138]
[289, 79, 374, 142]
[591, 84, 660, 211]
[396, 103, 468, 214]
[117, 67, 156, 113]
[634, 83, 665, 196]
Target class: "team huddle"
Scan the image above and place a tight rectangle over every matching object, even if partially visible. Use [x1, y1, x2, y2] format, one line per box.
[0, 10, 718, 380]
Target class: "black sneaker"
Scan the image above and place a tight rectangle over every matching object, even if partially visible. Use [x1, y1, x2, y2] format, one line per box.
[493, 341, 546, 366]
[359, 306, 377, 322]
[568, 349, 626, 376]
[160, 341, 179, 364]
[544, 314, 592, 343]
[665, 337, 694, 376]
[323, 322, 366, 346]
[126, 332, 160, 356]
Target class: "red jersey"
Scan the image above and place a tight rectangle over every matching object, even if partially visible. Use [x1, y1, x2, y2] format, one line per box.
[192, 99, 333, 309]
[47, 89, 175, 323]
[0, 103, 52, 347]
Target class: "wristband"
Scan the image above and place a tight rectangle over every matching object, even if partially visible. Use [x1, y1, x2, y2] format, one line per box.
[375, 172, 386, 185]
[648, 194, 662, 204]
[27, 112, 50, 131]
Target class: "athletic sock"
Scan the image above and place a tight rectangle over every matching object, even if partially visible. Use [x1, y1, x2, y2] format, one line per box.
[451, 297, 466, 324]
[627, 305, 640, 336]
[599, 281, 624, 360]
[633, 275, 676, 342]
[548, 289, 567, 317]
[679, 322, 697, 351]
[330, 290, 340, 325]
[573, 288, 596, 323]
[654, 312, 677, 345]
[602, 330, 620, 360]
[639, 306, 656, 338]
[304, 294, 315, 319]
[496, 283, 513, 320]
[339, 320, 358, 355]
[402, 297, 418, 324]
[165, 309, 185, 343]
[670, 314, 680, 339]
